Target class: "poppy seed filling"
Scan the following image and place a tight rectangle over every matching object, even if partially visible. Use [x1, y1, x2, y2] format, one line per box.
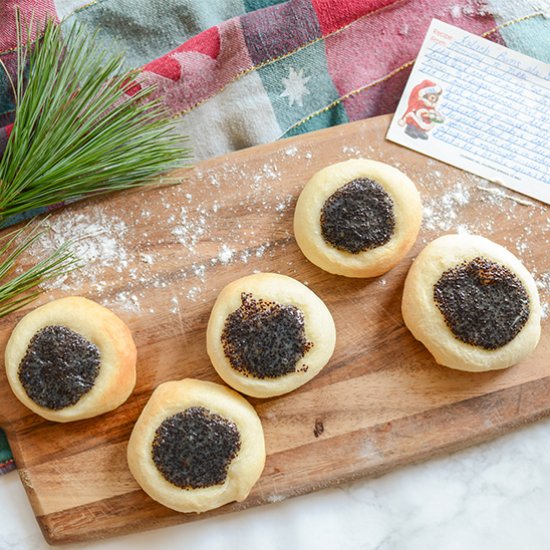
[152, 407, 241, 489]
[221, 292, 313, 379]
[320, 178, 396, 254]
[18, 325, 100, 410]
[433, 257, 530, 350]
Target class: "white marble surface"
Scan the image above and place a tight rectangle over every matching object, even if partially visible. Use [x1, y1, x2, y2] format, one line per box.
[2, 416, 550, 550]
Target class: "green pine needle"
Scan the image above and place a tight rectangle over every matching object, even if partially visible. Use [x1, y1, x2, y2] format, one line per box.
[0, 219, 79, 318]
[0, 13, 191, 221]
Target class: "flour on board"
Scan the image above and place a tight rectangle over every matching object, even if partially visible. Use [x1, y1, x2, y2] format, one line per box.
[21, 146, 549, 321]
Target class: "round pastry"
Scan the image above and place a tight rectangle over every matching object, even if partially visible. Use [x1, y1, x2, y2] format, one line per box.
[5, 296, 136, 422]
[402, 234, 541, 372]
[206, 273, 336, 398]
[127, 378, 265, 513]
[293, 158, 422, 278]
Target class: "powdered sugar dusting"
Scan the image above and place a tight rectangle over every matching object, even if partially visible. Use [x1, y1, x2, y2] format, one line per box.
[31, 208, 131, 294]
[422, 180, 473, 232]
[535, 271, 550, 319]
[284, 145, 298, 157]
[171, 206, 206, 252]
[27, 152, 306, 311]
[416, 160, 550, 319]
[217, 244, 235, 265]
[342, 145, 362, 156]
[42, 209, 128, 268]
[20, 142, 548, 322]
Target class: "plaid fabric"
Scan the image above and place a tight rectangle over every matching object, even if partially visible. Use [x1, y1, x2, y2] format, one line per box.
[0, 0, 549, 470]
[0, 430, 14, 474]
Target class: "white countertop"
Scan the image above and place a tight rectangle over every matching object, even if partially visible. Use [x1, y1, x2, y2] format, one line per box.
[2, 416, 550, 550]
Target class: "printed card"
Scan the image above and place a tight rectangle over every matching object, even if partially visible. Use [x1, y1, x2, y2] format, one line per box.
[386, 19, 550, 205]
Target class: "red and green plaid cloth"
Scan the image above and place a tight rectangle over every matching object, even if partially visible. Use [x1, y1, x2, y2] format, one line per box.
[1, 0, 549, 472]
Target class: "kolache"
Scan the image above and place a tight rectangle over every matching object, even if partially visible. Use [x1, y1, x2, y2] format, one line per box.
[207, 273, 336, 398]
[402, 234, 541, 372]
[293, 158, 422, 278]
[5, 296, 136, 422]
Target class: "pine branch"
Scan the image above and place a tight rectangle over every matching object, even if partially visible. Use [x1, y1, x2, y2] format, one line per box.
[0, 13, 191, 221]
[0, 220, 79, 318]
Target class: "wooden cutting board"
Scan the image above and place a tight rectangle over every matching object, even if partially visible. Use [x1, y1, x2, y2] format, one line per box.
[0, 114, 548, 545]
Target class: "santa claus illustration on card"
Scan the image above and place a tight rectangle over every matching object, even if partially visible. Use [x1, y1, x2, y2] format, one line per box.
[398, 79, 445, 139]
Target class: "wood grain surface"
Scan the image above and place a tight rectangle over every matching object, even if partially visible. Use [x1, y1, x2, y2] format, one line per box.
[0, 114, 548, 545]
